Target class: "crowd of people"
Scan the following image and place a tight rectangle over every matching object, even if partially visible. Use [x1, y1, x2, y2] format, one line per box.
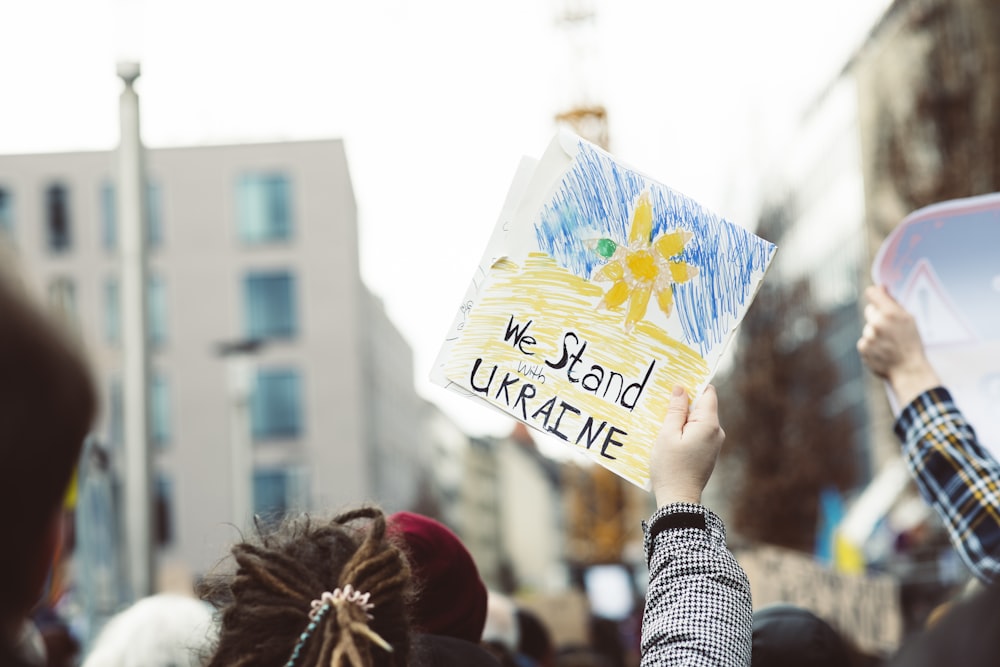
[1, 251, 999, 666]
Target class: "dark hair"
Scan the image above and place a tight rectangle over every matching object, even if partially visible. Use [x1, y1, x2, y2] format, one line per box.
[199, 507, 412, 667]
[0, 275, 96, 620]
[517, 608, 554, 666]
[752, 604, 854, 667]
[888, 583, 1000, 667]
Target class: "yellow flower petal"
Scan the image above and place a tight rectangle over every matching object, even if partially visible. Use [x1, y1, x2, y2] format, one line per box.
[628, 191, 653, 246]
[626, 250, 658, 281]
[625, 283, 653, 330]
[654, 229, 693, 259]
[668, 261, 698, 283]
[601, 280, 630, 309]
[656, 285, 675, 318]
[594, 261, 624, 282]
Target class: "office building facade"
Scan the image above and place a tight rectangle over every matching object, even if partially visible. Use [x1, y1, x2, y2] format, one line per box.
[0, 139, 429, 581]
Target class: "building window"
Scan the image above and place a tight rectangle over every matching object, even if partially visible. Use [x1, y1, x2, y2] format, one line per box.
[244, 271, 297, 339]
[104, 278, 120, 344]
[151, 374, 171, 447]
[251, 368, 302, 440]
[147, 182, 164, 248]
[253, 467, 308, 523]
[100, 181, 164, 251]
[253, 468, 288, 521]
[0, 187, 13, 239]
[237, 173, 292, 243]
[47, 277, 78, 327]
[148, 274, 167, 346]
[154, 473, 174, 546]
[100, 182, 116, 250]
[107, 377, 123, 449]
[104, 275, 167, 346]
[108, 375, 169, 449]
[45, 183, 72, 252]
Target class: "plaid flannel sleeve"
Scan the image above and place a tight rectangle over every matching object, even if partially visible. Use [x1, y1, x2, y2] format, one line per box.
[640, 503, 752, 667]
[896, 387, 1000, 584]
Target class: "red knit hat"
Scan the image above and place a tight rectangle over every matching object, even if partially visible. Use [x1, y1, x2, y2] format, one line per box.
[388, 511, 488, 643]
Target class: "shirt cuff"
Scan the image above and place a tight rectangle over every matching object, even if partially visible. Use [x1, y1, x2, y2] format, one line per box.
[641, 503, 727, 567]
[894, 385, 952, 441]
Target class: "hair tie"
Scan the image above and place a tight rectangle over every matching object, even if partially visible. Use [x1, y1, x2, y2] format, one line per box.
[284, 585, 392, 667]
[310, 585, 375, 620]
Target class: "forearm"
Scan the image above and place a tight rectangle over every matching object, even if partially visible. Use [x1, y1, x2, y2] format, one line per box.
[896, 387, 1000, 584]
[640, 504, 752, 667]
[887, 361, 941, 411]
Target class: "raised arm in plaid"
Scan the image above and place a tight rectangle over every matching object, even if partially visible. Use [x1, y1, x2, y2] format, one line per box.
[896, 387, 1000, 584]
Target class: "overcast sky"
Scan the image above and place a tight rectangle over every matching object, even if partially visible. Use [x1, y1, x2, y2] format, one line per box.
[2, 0, 891, 438]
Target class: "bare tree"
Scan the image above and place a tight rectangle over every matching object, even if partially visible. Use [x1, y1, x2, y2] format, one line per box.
[718, 209, 858, 553]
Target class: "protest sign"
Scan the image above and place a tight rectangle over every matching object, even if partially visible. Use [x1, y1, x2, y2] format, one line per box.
[872, 192, 1000, 454]
[432, 130, 776, 488]
[737, 545, 902, 657]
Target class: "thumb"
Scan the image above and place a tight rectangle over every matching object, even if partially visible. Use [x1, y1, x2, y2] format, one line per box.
[663, 385, 690, 432]
[690, 384, 719, 422]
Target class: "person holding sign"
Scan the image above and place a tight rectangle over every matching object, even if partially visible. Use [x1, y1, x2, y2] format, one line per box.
[857, 285, 1000, 584]
[640, 385, 753, 667]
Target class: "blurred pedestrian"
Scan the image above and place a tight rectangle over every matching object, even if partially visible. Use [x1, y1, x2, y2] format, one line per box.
[858, 285, 1000, 583]
[888, 582, 1000, 667]
[198, 506, 501, 667]
[641, 385, 752, 666]
[515, 608, 554, 667]
[554, 646, 613, 667]
[386, 510, 501, 665]
[751, 604, 856, 667]
[481, 591, 520, 667]
[81, 593, 214, 667]
[386, 511, 487, 643]
[0, 275, 97, 667]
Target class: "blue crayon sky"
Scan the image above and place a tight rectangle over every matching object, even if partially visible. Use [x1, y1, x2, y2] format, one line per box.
[536, 141, 776, 356]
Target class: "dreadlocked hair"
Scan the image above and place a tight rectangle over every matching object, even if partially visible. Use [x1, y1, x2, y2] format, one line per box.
[199, 506, 412, 667]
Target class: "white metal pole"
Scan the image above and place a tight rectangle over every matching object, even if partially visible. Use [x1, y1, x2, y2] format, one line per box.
[117, 60, 153, 599]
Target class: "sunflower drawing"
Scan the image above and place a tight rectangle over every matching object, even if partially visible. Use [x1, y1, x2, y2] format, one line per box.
[591, 191, 698, 331]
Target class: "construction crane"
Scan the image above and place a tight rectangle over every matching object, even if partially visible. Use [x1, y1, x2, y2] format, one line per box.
[552, 0, 610, 150]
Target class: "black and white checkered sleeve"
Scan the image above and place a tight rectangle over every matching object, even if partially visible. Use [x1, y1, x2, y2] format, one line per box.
[639, 503, 752, 667]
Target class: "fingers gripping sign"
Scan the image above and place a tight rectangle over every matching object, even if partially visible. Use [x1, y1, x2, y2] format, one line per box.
[650, 384, 725, 508]
[857, 285, 941, 409]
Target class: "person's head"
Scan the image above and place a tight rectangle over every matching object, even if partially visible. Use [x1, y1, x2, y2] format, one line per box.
[554, 646, 613, 667]
[751, 604, 852, 667]
[199, 507, 411, 667]
[888, 583, 1000, 667]
[516, 608, 554, 667]
[82, 593, 215, 667]
[0, 276, 96, 628]
[386, 511, 488, 644]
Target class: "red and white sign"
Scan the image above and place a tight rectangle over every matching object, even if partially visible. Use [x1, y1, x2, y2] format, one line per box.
[873, 192, 1000, 455]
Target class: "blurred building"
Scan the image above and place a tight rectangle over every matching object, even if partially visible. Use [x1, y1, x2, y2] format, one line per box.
[0, 139, 430, 580]
[420, 399, 507, 588]
[756, 69, 875, 480]
[422, 411, 567, 593]
[495, 424, 566, 592]
[758, 0, 1000, 605]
